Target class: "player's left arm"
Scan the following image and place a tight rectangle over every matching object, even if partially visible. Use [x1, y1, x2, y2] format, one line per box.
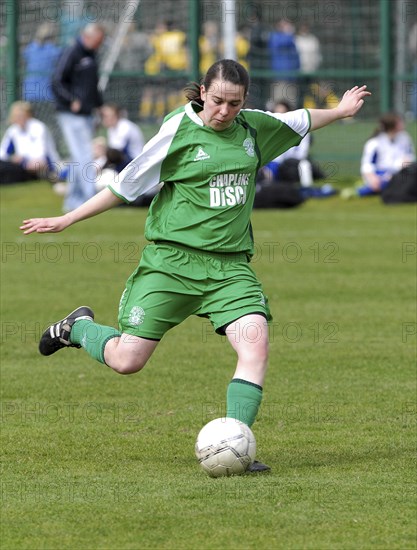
[308, 86, 371, 131]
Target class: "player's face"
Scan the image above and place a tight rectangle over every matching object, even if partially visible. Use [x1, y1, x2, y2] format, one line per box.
[82, 30, 105, 50]
[394, 118, 405, 132]
[200, 79, 246, 131]
[10, 107, 29, 128]
[101, 107, 118, 128]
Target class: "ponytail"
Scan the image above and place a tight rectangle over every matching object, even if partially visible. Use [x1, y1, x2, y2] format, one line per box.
[184, 81, 203, 105]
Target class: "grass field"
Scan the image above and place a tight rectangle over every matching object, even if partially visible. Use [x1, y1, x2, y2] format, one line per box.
[1, 178, 416, 549]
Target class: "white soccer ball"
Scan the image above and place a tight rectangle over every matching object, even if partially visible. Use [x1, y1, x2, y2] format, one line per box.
[195, 417, 256, 477]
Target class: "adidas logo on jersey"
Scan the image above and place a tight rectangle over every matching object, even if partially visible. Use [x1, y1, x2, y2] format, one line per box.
[193, 147, 210, 161]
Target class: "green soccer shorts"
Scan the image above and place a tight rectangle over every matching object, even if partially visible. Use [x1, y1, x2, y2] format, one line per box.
[118, 242, 272, 339]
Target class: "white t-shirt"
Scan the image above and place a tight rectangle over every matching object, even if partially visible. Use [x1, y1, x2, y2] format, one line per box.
[107, 119, 145, 161]
[0, 118, 60, 166]
[361, 131, 415, 176]
[295, 33, 322, 73]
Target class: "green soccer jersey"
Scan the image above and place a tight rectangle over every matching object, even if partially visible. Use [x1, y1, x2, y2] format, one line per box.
[109, 101, 310, 255]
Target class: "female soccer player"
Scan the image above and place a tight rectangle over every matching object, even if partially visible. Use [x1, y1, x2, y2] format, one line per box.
[21, 60, 370, 472]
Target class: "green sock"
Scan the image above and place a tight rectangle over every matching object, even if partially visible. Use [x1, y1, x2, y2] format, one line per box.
[70, 319, 121, 364]
[226, 378, 263, 427]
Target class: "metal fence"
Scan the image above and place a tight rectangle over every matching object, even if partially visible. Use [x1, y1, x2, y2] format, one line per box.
[1, 0, 416, 132]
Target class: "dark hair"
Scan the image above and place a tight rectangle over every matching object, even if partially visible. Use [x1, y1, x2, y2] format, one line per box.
[184, 59, 250, 105]
[371, 112, 402, 137]
[106, 147, 125, 165]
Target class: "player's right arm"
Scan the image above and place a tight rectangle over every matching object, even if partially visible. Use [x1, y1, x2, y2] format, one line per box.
[20, 187, 123, 234]
[21, 110, 184, 235]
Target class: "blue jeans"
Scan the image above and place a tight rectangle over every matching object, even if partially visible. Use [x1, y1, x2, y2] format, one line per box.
[57, 112, 96, 211]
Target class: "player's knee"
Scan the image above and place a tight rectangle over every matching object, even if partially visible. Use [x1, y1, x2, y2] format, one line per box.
[258, 343, 269, 366]
[248, 334, 269, 358]
[238, 341, 269, 368]
[253, 345, 269, 370]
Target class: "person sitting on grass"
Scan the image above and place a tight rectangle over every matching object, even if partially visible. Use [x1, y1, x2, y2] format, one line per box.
[100, 103, 145, 172]
[255, 99, 335, 205]
[259, 99, 329, 189]
[342, 112, 415, 199]
[0, 101, 60, 184]
[20, 60, 371, 473]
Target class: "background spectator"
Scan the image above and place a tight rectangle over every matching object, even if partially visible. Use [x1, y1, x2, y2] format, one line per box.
[295, 23, 322, 75]
[234, 26, 250, 69]
[140, 20, 188, 122]
[303, 81, 339, 110]
[92, 136, 121, 193]
[100, 103, 145, 171]
[96, 106, 155, 205]
[260, 99, 314, 186]
[199, 22, 249, 74]
[52, 23, 105, 212]
[258, 99, 327, 194]
[342, 112, 416, 198]
[0, 101, 60, 184]
[199, 21, 220, 75]
[247, 10, 270, 108]
[116, 22, 153, 73]
[268, 19, 300, 105]
[295, 23, 322, 108]
[22, 23, 61, 104]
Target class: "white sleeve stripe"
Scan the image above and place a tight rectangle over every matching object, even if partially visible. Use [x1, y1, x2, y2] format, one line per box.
[242, 108, 311, 137]
[110, 111, 185, 202]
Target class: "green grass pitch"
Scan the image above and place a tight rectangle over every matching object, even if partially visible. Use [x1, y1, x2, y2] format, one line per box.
[1, 160, 416, 546]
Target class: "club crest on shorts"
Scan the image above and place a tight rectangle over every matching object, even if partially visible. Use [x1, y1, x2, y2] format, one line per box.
[128, 306, 145, 326]
[243, 137, 255, 157]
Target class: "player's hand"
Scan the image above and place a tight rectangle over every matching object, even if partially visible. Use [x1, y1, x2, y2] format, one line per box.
[337, 86, 372, 118]
[363, 172, 381, 191]
[11, 155, 24, 164]
[20, 215, 70, 235]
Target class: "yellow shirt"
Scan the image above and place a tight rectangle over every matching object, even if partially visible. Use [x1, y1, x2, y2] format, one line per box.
[145, 30, 188, 74]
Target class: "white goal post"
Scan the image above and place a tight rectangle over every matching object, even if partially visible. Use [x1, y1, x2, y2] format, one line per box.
[98, 0, 141, 92]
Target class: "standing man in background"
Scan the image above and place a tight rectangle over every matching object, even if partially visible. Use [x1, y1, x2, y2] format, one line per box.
[52, 23, 105, 212]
